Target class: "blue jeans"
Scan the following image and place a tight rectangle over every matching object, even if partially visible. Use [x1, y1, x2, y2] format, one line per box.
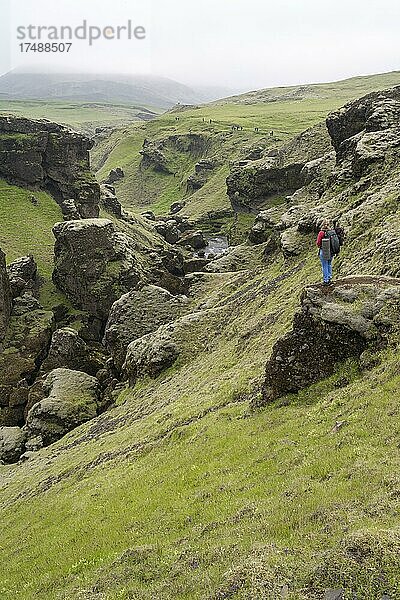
[319, 254, 332, 283]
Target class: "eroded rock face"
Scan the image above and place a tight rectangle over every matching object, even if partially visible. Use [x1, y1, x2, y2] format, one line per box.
[227, 123, 332, 211]
[260, 277, 400, 405]
[0, 115, 99, 218]
[326, 87, 400, 179]
[52, 219, 141, 324]
[0, 301, 54, 426]
[25, 368, 100, 447]
[104, 285, 189, 371]
[0, 248, 11, 343]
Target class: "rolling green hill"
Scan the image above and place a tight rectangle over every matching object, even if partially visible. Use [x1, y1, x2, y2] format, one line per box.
[92, 71, 400, 226]
[0, 100, 160, 135]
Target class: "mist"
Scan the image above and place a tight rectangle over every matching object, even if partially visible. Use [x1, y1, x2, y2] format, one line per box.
[1, 0, 400, 91]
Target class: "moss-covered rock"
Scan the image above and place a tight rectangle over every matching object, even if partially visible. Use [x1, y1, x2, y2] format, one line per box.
[25, 368, 100, 447]
[0, 115, 99, 218]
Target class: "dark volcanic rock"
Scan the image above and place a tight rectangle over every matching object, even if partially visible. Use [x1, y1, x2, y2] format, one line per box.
[227, 123, 332, 211]
[0, 248, 11, 343]
[0, 426, 27, 464]
[0, 115, 100, 218]
[326, 87, 400, 179]
[104, 167, 124, 184]
[41, 327, 106, 376]
[100, 184, 123, 218]
[177, 230, 207, 250]
[260, 277, 400, 405]
[7, 255, 39, 299]
[0, 302, 54, 426]
[52, 219, 142, 324]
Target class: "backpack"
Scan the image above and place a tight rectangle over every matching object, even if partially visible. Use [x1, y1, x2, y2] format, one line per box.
[325, 229, 340, 256]
[335, 226, 345, 247]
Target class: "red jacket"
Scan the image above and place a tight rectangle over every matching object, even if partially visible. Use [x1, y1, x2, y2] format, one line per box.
[316, 230, 325, 248]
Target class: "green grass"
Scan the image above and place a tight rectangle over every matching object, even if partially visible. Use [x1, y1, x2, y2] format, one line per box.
[221, 70, 400, 105]
[0, 241, 399, 599]
[93, 98, 349, 224]
[0, 179, 62, 276]
[0, 100, 161, 135]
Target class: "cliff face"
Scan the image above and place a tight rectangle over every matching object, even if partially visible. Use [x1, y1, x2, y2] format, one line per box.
[0, 249, 11, 344]
[0, 116, 99, 218]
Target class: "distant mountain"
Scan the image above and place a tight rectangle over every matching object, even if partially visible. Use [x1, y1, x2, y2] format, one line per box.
[0, 69, 231, 109]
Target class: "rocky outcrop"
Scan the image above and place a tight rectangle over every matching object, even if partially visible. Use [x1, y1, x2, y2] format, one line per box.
[41, 327, 106, 376]
[123, 309, 223, 385]
[52, 219, 142, 326]
[140, 133, 212, 174]
[260, 277, 400, 405]
[0, 296, 54, 426]
[326, 87, 400, 179]
[104, 167, 124, 184]
[100, 184, 123, 218]
[0, 248, 11, 343]
[177, 230, 207, 250]
[0, 115, 99, 218]
[7, 255, 39, 299]
[0, 426, 27, 463]
[104, 285, 189, 371]
[187, 158, 220, 193]
[227, 123, 332, 210]
[25, 368, 100, 448]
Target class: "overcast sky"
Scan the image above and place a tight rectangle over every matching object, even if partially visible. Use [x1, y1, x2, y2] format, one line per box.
[1, 0, 400, 91]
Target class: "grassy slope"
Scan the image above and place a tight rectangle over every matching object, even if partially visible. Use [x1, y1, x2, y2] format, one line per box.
[0, 242, 399, 599]
[0, 100, 162, 135]
[1, 73, 400, 599]
[93, 71, 400, 225]
[0, 178, 71, 309]
[220, 70, 400, 104]
[0, 179, 62, 276]
[93, 98, 346, 223]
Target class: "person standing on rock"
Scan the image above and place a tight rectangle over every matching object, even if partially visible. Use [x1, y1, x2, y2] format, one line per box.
[316, 220, 340, 285]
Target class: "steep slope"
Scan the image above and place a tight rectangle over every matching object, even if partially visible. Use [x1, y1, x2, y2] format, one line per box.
[0, 86, 399, 600]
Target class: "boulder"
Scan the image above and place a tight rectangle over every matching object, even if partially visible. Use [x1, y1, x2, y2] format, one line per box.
[52, 219, 142, 324]
[0, 248, 11, 343]
[25, 368, 100, 447]
[0, 115, 99, 218]
[177, 230, 206, 250]
[260, 276, 400, 405]
[8, 255, 39, 299]
[183, 257, 209, 274]
[123, 326, 180, 384]
[104, 167, 124, 184]
[100, 184, 123, 218]
[154, 220, 180, 244]
[59, 199, 80, 221]
[41, 327, 106, 376]
[104, 285, 189, 371]
[279, 228, 306, 257]
[0, 426, 27, 463]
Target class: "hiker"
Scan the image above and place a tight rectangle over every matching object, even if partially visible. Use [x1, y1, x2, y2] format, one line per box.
[316, 220, 340, 285]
